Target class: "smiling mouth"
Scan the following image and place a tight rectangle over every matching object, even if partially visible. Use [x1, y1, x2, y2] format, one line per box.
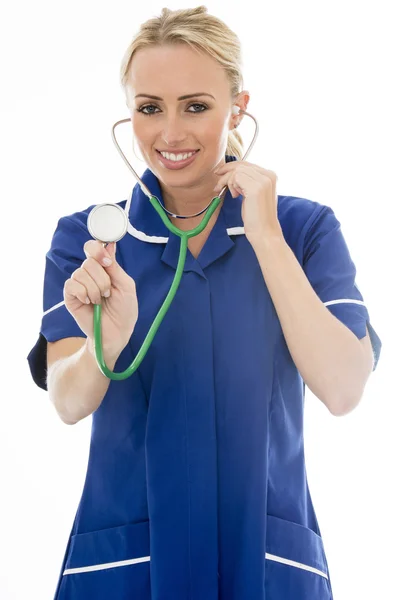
[155, 149, 201, 170]
[156, 149, 200, 157]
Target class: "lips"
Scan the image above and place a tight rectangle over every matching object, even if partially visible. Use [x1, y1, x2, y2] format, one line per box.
[156, 149, 200, 170]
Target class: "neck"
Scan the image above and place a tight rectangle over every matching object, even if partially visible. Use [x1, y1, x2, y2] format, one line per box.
[159, 178, 225, 230]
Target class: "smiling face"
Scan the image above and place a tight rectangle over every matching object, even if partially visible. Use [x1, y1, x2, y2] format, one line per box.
[125, 43, 244, 192]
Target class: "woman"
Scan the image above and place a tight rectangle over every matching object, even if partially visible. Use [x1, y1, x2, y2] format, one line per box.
[27, 6, 382, 600]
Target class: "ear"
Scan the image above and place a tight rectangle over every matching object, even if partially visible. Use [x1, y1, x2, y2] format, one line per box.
[232, 90, 251, 128]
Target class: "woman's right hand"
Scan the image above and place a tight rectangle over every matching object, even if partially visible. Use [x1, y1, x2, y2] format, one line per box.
[63, 240, 138, 357]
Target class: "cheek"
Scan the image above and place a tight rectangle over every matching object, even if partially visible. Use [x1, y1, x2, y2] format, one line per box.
[202, 116, 224, 138]
[132, 120, 153, 146]
[133, 131, 155, 161]
[200, 119, 228, 152]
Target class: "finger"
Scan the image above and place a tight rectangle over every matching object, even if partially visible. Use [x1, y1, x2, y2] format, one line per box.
[215, 161, 266, 174]
[64, 277, 91, 305]
[215, 163, 277, 187]
[219, 173, 240, 198]
[71, 267, 104, 305]
[84, 240, 129, 290]
[97, 242, 133, 291]
[232, 183, 243, 197]
[216, 167, 267, 194]
[214, 172, 240, 195]
[84, 239, 113, 267]
[105, 241, 116, 261]
[81, 257, 112, 298]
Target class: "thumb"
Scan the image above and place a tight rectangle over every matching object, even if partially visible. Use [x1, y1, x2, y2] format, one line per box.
[103, 242, 129, 288]
[105, 241, 116, 261]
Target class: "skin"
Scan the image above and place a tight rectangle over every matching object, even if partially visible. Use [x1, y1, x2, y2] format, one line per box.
[124, 43, 250, 230]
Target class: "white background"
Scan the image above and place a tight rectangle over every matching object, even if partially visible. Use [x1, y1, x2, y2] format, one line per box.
[0, 1, 398, 598]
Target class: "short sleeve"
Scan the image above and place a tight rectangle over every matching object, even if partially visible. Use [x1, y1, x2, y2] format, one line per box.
[302, 204, 382, 371]
[27, 212, 92, 391]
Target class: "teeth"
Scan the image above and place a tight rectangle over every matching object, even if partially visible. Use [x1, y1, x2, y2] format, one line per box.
[160, 151, 196, 161]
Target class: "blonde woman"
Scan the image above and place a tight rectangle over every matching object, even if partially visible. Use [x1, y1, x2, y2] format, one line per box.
[27, 6, 381, 600]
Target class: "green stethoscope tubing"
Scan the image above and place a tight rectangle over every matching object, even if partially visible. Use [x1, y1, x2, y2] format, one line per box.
[93, 194, 222, 380]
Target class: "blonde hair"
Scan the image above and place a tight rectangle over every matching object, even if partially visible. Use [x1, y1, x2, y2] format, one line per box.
[119, 5, 245, 159]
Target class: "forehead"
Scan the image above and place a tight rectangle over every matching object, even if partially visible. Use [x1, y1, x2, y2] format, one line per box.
[127, 44, 230, 98]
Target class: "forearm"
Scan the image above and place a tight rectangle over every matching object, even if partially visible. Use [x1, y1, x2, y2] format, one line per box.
[250, 233, 370, 415]
[47, 338, 120, 424]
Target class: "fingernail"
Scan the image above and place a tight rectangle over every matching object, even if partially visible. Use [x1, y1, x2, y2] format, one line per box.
[102, 257, 112, 266]
[103, 289, 111, 298]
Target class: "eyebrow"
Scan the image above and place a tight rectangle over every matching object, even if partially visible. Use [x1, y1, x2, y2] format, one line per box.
[134, 92, 215, 101]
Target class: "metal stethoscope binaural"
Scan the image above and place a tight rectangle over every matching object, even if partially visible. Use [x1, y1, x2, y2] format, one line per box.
[87, 105, 259, 380]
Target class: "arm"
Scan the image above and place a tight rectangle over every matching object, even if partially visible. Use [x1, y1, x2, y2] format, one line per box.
[47, 337, 120, 425]
[251, 233, 374, 416]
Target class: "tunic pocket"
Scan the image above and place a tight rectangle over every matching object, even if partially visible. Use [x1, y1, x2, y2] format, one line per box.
[56, 520, 151, 600]
[265, 514, 333, 600]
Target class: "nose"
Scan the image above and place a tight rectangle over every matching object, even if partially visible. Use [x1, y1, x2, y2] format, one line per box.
[161, 114, 187, 147]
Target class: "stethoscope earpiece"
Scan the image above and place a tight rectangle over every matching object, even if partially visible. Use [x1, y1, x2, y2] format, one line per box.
[232, 105, 240, 128]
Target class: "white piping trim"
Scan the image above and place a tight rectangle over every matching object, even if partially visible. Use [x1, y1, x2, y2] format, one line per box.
[126, 223, 246, 243]
[63, 555, 150, 576]
[42, 294, 367, 321]
[324, 298, 366, 307]
[43, 300, 65, 316]
[127, 223, 168, 243]
[227, 226, 245, 235]
[63, 553, 327, 578]
[125, 191, 132, 219]
[265, 553, 328, 579]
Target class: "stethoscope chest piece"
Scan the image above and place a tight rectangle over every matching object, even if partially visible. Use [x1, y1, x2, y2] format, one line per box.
[87, 203, 128, 244]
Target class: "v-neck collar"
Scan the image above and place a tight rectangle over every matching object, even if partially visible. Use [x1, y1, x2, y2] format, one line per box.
[127, 155, 245, 274]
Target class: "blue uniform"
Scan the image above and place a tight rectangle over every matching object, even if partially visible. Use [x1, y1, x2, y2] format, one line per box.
[28, 155, 382, 600]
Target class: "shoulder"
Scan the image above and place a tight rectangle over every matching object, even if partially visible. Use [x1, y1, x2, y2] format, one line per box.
[278, 194, 328, 230]
[277, 195, 332, 255]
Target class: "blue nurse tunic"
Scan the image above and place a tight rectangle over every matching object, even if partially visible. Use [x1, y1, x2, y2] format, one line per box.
[27, 155, 382, 600]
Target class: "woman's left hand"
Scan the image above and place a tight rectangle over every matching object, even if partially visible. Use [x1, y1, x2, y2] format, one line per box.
[213, 161, 283, 244]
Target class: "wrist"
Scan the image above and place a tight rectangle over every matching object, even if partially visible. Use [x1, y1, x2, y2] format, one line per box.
[85, 337, 121, 368]
[248, 229, 286, 254]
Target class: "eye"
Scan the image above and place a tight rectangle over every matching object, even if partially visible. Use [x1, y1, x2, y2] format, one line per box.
[187, 103, 208, 113]
[137, 104, 160, 115]
[136, 102, 208, 116]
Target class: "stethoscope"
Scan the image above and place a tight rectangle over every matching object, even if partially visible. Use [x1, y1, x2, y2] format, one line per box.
[87, 105, 259, 380]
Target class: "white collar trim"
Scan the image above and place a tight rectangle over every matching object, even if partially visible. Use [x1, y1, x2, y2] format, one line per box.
[127, 222, 245, 244]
